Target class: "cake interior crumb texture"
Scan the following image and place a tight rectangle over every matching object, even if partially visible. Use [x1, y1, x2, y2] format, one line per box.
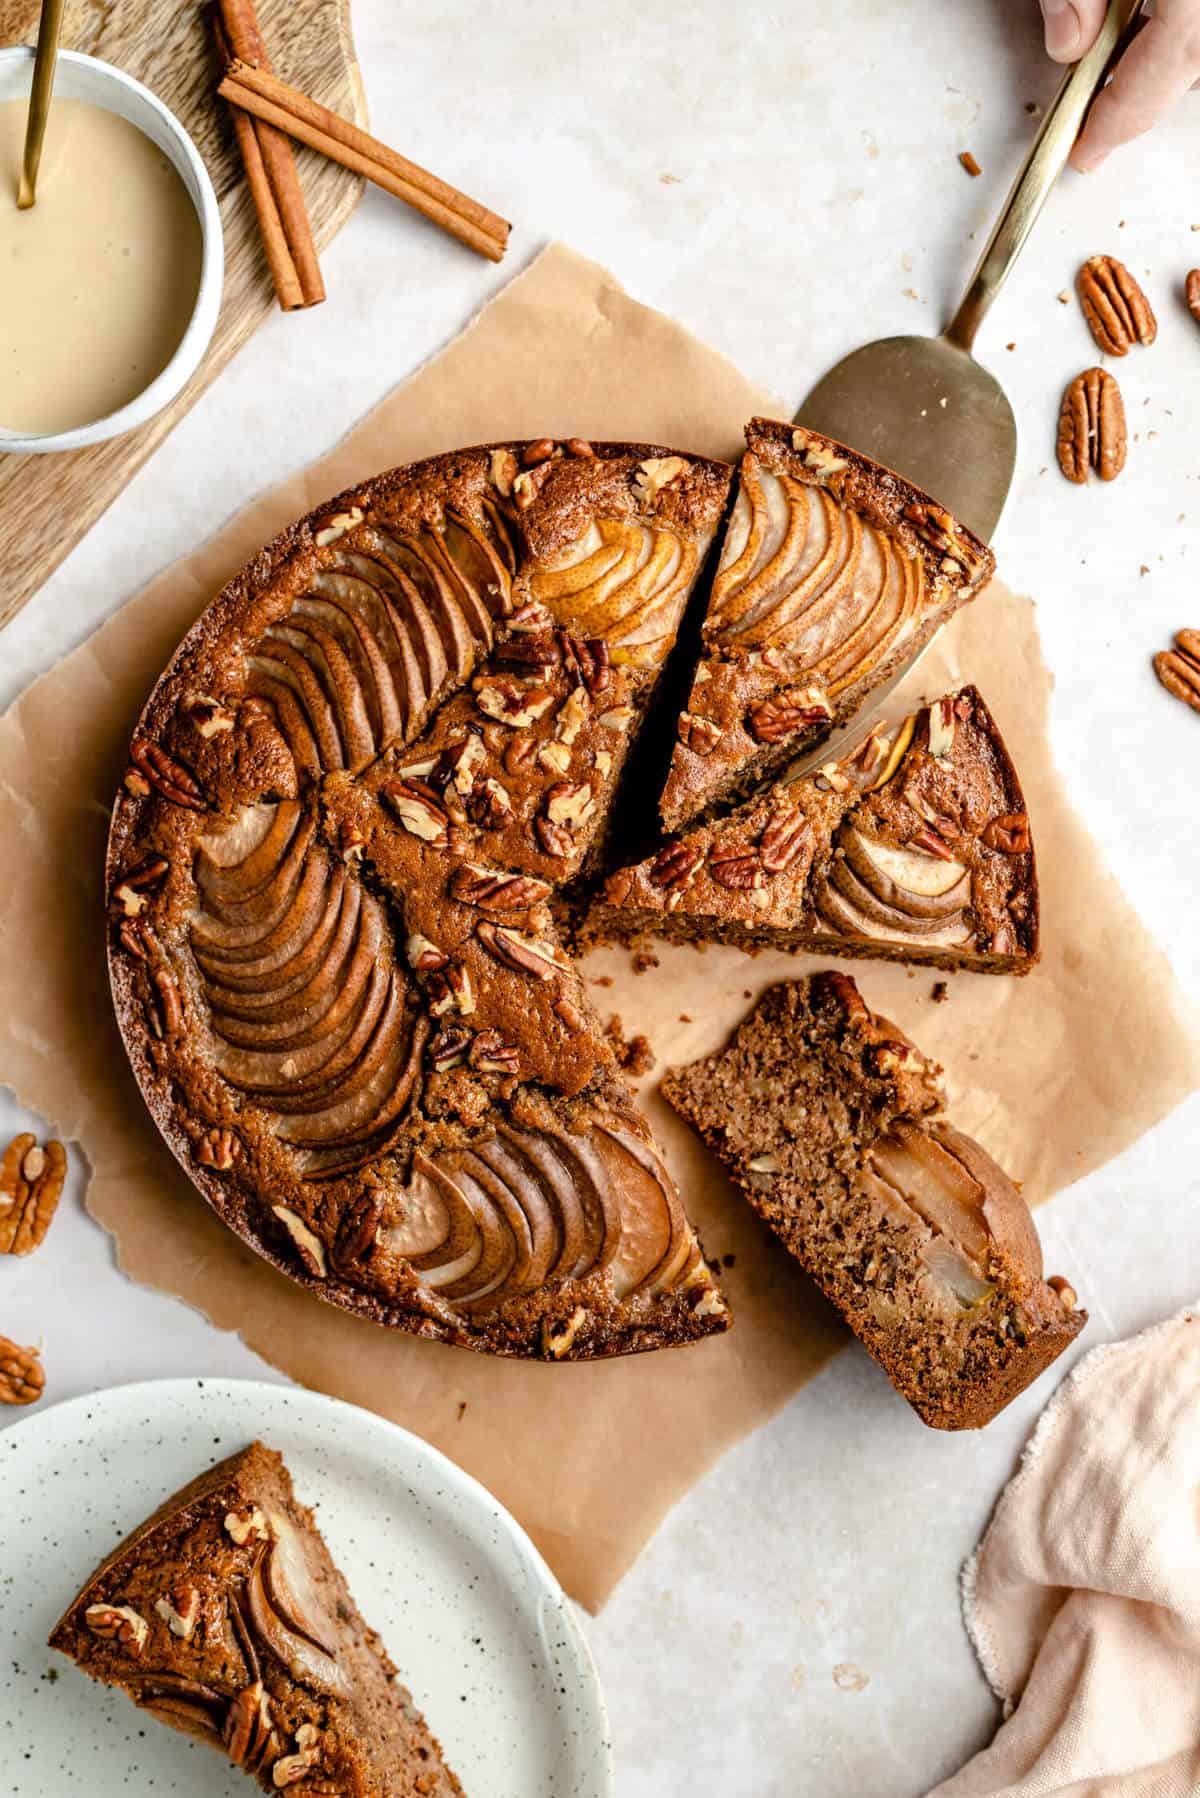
[662, 975, 1084, 1429]
[49, 1442, 464, 1796]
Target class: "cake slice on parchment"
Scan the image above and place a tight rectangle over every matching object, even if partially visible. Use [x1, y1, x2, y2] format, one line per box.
[658, 417, 995, 832]
[596, 686, 1038, 976]
[49, 1442, 463, 1795]
[661, 974, 1084, 1430]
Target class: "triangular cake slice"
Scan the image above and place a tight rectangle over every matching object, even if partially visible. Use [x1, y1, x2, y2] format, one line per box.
[662, 974, 1084, 1429]
[658, 418, 995, 831]
[108, 438, 732, 1358]
[49, 1443, 464, 1794]
[597, 686, 1038, 975]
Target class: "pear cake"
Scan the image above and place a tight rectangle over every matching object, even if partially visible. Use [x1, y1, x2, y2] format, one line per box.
[662, 975, 1084, 1429]
[658, 417, 995, 832]
[596, 686, 1038, 974]
[50, 1442, 463, 1795]
[107, 438, 734, 1359]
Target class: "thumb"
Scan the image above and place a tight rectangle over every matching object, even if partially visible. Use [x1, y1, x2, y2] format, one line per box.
[1038, 0, 1105, 62]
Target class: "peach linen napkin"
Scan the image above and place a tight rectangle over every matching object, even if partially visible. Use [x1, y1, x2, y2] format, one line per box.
[931, 1305, 1200, 1798]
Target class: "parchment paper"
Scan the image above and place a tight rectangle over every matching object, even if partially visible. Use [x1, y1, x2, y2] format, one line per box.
[0, 243, 1195, 1611]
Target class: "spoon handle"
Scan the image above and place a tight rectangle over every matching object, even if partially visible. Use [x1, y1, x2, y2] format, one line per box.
[17, 0, 69, 210]
[945, 0, 1146, 352]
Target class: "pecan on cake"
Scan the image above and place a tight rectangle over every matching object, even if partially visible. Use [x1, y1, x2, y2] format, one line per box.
[597, 686, 1037, 975]
[50, 1442, 463, 1794]
[108, 439, 733, 1358]
[662, 975, 1084, 1429]
[658, 418, 995, 832]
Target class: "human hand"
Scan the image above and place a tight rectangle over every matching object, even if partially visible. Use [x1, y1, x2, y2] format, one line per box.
[1038, 0, 1200, 171]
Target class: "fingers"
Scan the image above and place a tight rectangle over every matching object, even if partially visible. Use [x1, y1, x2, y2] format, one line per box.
[1070, 9, 1200, 171]
[1039, 0, 1107, 61]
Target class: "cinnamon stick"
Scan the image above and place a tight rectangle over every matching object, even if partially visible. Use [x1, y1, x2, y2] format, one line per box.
[214, 19, 302, 309]
[219, 60, 510, 264]
[214, 0, 324, 308]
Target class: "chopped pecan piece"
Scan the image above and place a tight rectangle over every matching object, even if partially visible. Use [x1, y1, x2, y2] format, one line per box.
[1154, 629, 1200, 715]
[503, 732, 537, 775]
[464, 776, 513, 829]
[0, 1133, 67, 1256]
[128, 737, 206, 811]
[224, 1680, 279, 1772]
[154, 1586, 201, 1639]
[85, 1603, 149, 1656]
[224, 1505, 269, 1545]
[0, 1334, 44, 1405]
[747, 686, 833, 745]
[908, 825, 958, 863]
[534, 814, 575, 859]
[760, 809, 810, 874]
[111, 856, 169, 917]
[1188, 270, 1200, 326]
[196, 1127, 238, 1171]
[468, 1029, 521, 1074]
[271, 1206, 327, 1278]
[633, 456, 687, 507]
[926, 696, 956, 759]
[150, 966, 183, 1040]
[1077, 255, 1157, 355]
[334, 1192, 383, 1270]
[495, 633, 562, 674]
[426, 962, 475, 1017]
[649, 840, 705, 890]
[272, 1723, 323, 1788]
[475, 921, 560, 979]
[474, 677, 556, 727]
[382, 778, 451, 846]
[449, 864, 551, 910]
[1057, 367, 1126, 484]
[677, 711, 722, 755]
[489, 448, 518, 497]
[186, 695, 235, 739]
[981, 812, 1031, 854]
[544, 781, 595, 829]
[511, 463, 552, 511]
[429, 1023, 472, 1070]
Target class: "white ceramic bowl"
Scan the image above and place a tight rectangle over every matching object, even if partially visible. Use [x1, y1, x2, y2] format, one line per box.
[0, 47, 223, 454]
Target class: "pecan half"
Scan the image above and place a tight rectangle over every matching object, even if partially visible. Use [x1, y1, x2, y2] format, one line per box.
[1188, 270, 1200, 326]
[503, 732, 537, 775]
[449, 864, 551, 910]
[901, 502, 986, 580]
[566, 437, 595, 458]
[747, 686, 833, 745]
[407, 933, 449, 972]
[633, 456, 687, 507]
[511, 463, 552, 511]
[150, 966, 183, 1040]
[677, 711, 722, 755]
[196, 1127, 238, 1171]
[271, 1206, 327, 1278]
[475, 921, 560, 979]
[926, 696, 956, 759]
[111, 856, 169, 917]
[426, 962, 475, 1017]
[709, 847, 765, 890]
[981, 812, 1031, 854]
[0, 1133, 67, 1255]
[559, 632, 611, 695]
[760, 810, 810, 874]
[534, 815, 574, 859]
[1077, 255, 1157, 355]
[468, 1029, 521, 1074]
[464, 776, 513, 830]
[1154, 629, 1200, 715]
[490, 448, 518, 497]
[544, 781, 595, 829]
[0, 1335, 43, 1405]
[128, 737, 206, 811]
[495, 633, 561, 674]
[908, 826, 957, 863]
[650, 840, 705, 890]
[382, 778, 451, 846]
[1057, 367, 1126, 484]
[224, 1681, 279, 1772]
[334, 1192, 383, 1270]
[474, 677, 556, 727]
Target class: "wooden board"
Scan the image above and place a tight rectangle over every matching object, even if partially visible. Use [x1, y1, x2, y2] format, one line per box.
[0, 0, 365, 630]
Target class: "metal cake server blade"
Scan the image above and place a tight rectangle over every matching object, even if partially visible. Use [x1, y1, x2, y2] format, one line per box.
[783, 0, 1144, 782]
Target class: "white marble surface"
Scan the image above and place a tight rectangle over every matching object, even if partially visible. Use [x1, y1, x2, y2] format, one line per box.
[2, 2, 1199, 1792]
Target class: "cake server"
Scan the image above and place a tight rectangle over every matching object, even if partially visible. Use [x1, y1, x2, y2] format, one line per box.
[784, 0, 1144, 779]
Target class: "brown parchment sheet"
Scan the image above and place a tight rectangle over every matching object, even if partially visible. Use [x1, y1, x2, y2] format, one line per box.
[0, 243, 1196, 1611]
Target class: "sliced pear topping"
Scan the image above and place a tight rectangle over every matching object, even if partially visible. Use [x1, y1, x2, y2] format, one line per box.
[854, 831, 968, 899]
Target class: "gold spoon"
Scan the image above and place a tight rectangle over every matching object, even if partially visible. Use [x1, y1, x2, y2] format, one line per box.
[781, 0, 1146, 781]
[17, 0, 68, 210]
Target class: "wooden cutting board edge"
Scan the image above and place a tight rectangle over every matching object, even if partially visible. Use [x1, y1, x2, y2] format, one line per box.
[0, 0, 366, 632]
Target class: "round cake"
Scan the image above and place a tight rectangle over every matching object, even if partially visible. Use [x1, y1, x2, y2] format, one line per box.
[106, 437, 733, 1359]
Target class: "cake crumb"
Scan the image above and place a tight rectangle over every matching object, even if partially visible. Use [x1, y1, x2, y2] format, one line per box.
[679, 1013, 693, 1023]
[632, 950, 659, 975]
[959, 150, 982, 177]
[456, 1401, 467, 1422]
[605, 1015, 656, 1077]
[931, 981, 949, 1004]
[590, 974, 614, 987]
[833, 1662, 870, 1693]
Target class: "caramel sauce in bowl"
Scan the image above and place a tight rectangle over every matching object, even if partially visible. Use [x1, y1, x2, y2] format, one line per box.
[0, 49, 222, 455]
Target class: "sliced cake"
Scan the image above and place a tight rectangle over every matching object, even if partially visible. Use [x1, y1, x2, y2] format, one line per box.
[49, 1442, 463, 1794]
[658, 417, 995, 832]
[597, 686, 1038, 975]
[108, 438, 732, 1358]
[662, 974, 1084, 1429]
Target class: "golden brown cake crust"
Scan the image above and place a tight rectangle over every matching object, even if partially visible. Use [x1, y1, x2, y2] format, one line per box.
[49, 1442, 463, 1796]
[658, 417, 996, 831]
[595, 685, 1039, 976]
[107, 439, 732, 1361]
[662, 975, 1084, 1430]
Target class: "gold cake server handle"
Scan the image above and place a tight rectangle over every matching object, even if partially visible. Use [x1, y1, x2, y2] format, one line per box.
[17, 0, 68, 210]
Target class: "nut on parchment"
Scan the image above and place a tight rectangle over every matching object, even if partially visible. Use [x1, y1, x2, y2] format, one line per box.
[1187, 270, 1200, 325]
[1076, 255, 1157, 355]
[1154, 629, 1200, 715]
[1057, 367, 1126, 484]
[0, 1335, 44, 1405]
[0, 1133, 67, 1256]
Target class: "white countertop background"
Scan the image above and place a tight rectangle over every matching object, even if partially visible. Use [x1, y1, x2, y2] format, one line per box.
[3, 2, 1199, 1792]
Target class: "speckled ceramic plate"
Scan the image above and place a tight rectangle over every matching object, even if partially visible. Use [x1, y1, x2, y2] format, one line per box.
[0, 1377, 612, 1797]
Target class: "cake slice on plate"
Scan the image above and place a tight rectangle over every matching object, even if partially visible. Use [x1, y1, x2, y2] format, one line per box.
[658, 417, 995, 832]
[662, 974, 1084, 1429]
[597, 686, 1038, 975]
[49, 1442, 463, 1795]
